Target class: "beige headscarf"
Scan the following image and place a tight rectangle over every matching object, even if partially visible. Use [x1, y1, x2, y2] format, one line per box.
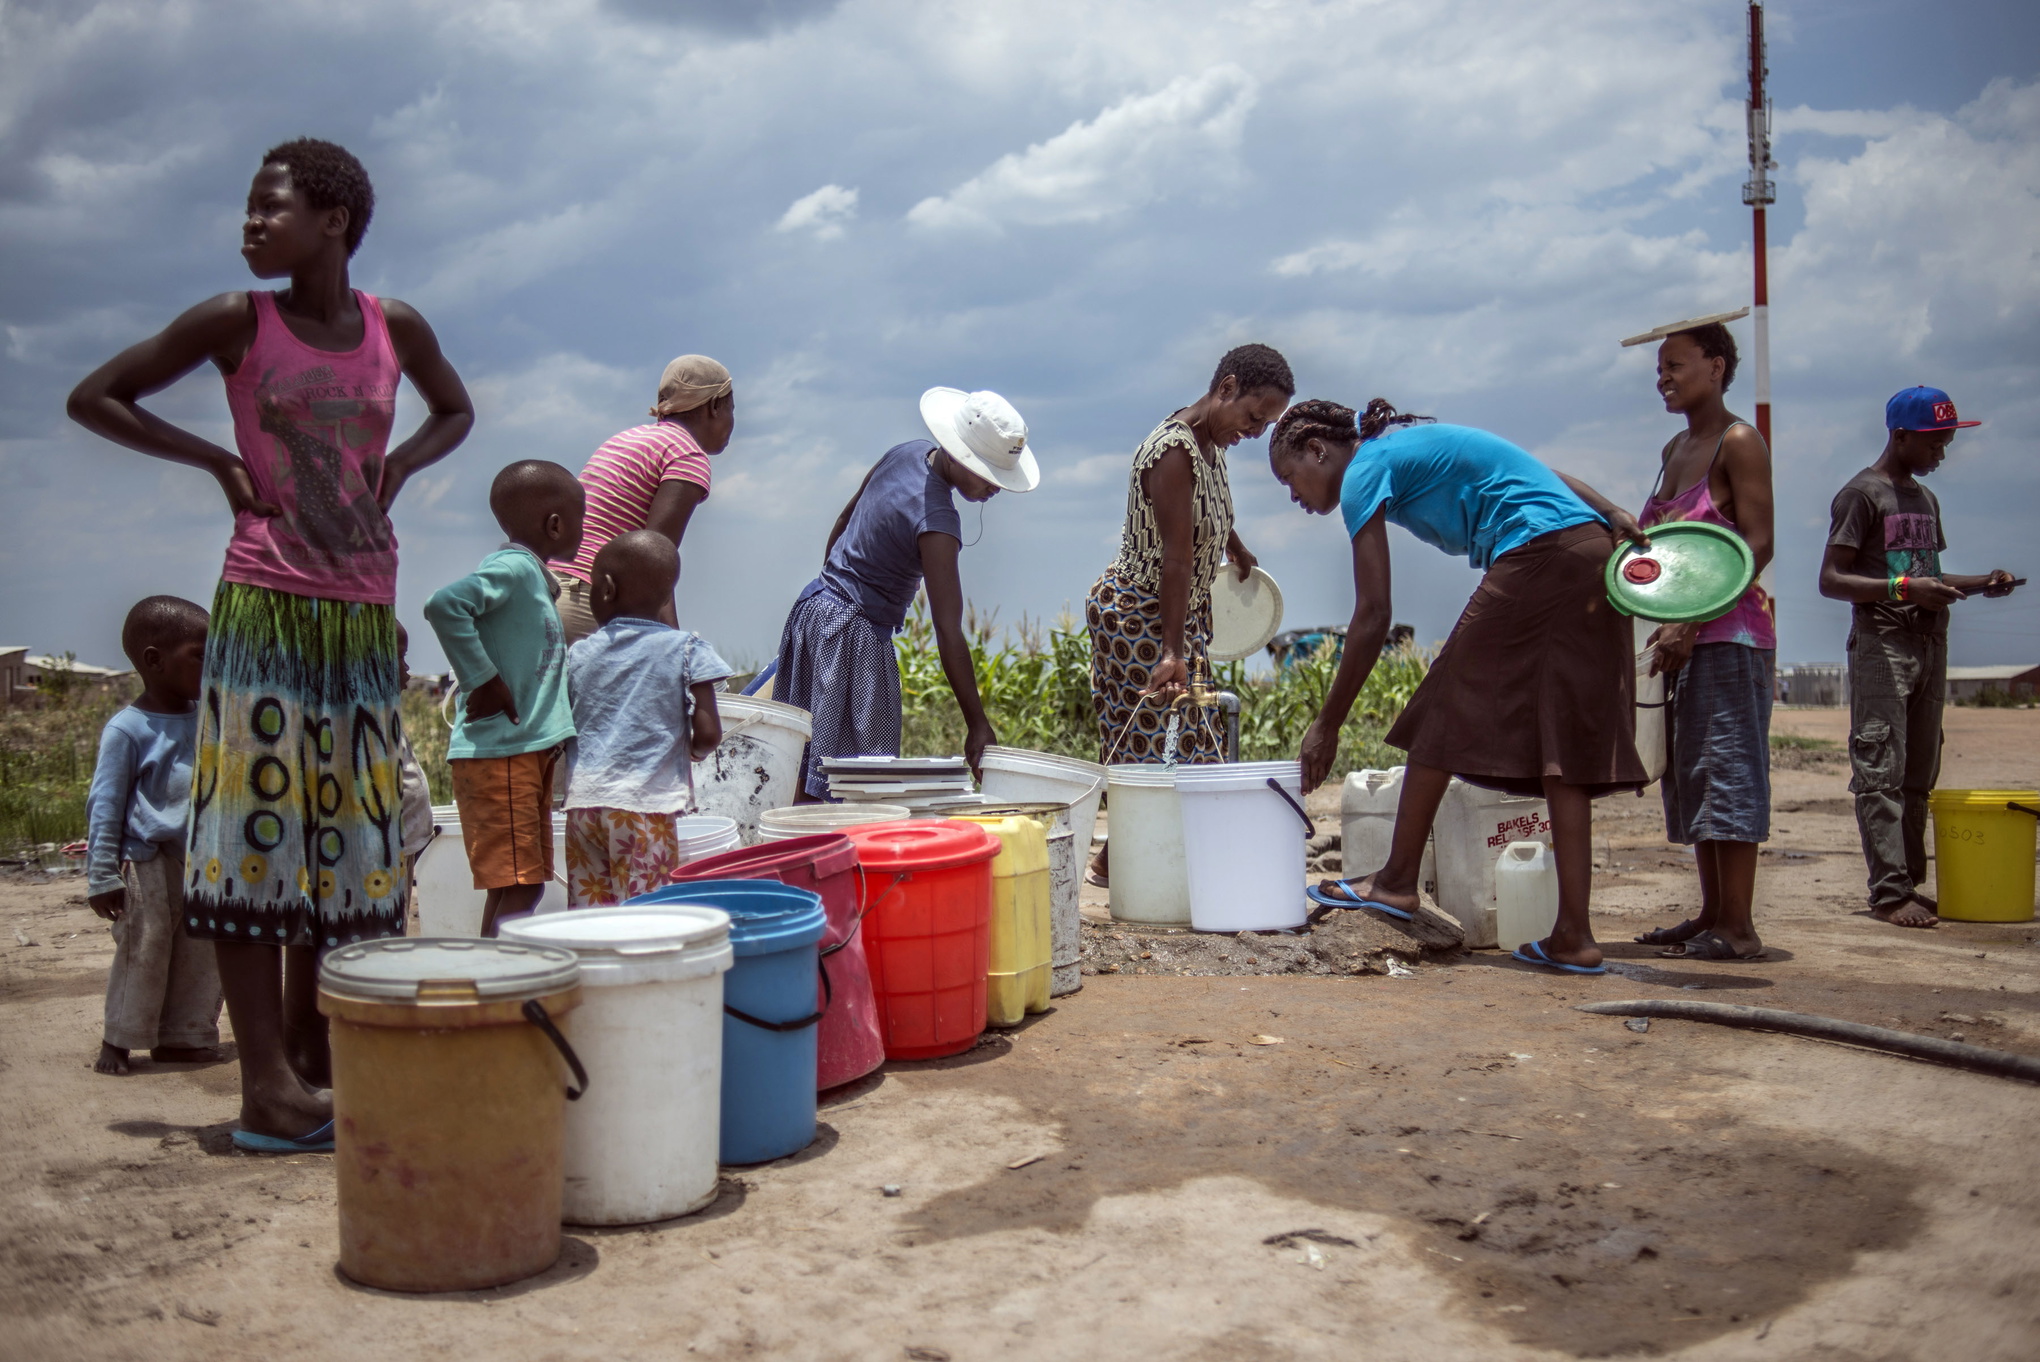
[651, 355, 733, 418]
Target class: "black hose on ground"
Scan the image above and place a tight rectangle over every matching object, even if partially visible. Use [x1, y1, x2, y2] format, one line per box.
[1575, 999, 2040, 1084]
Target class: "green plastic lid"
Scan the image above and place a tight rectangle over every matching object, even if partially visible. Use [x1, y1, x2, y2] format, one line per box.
[1604, 521, 1756, 624]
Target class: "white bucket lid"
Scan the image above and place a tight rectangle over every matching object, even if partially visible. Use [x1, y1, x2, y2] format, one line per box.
[501, 905, 730, 957]
[1108, 763, 1178, 789]
[320, 938, 580, 1002]
[716, 693, 815, 739]
[1174, 760, 1303, 794]
[1207, 565, 1285, 661]
[501, 906, 735, 985]
[672, 814, 740, 851]
[981, 747, 1107, 783]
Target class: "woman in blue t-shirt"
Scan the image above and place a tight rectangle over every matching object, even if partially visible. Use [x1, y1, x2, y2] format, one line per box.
[772, 388, 1039, 800]
[1267, 399, 1649, 973]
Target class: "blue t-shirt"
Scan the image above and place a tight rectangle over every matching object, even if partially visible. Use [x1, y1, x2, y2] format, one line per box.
[86, 704, 197, 895]
[818, 440, 964, 631]
[565, 619, 734, 814]
[1339, 424, 1601, 568]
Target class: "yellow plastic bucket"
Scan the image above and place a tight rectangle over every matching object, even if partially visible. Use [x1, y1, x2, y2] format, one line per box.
[956, 813, 1052, 1026]
[1929, 789, 2039, 923]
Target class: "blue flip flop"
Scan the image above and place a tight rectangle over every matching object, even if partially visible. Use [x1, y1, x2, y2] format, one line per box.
[1510, 940, 1607, 975]
[232, 1120, 336, 1154]
[1306, 881, 1414, 921]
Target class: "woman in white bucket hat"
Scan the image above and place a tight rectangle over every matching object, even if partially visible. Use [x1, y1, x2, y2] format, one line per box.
[769, 388, 1037, 798]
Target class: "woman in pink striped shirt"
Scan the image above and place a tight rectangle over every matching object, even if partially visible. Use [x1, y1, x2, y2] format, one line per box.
[557, 354, 735, 640]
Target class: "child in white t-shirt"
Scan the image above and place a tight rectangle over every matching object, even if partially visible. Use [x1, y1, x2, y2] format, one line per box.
[562, 531, 732, 906]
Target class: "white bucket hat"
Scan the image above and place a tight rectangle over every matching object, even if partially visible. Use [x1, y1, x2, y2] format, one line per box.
[919, 387, 1040, 493]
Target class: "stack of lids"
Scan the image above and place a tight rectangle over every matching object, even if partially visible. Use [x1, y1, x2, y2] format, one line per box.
[823, 756, 982, 812]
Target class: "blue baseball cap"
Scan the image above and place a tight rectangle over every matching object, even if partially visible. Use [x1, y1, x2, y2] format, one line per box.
[1886, 385, 1981, 432]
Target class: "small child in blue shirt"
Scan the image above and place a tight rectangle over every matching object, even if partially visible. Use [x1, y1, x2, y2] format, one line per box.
[563, 531, 732, 906]
[88, 596, 222, 1075]
[424, 461, 584, 935]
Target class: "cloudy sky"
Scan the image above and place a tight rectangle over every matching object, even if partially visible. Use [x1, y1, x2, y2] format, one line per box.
[3, 0, 2036, 677]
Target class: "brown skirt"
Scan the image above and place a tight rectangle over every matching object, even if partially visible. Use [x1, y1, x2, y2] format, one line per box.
[1386, 522, 1645, 798]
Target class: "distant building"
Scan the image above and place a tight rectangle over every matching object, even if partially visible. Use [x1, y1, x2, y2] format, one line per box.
[1946, 664, 2040, 702]
[2, 651, 135, 705]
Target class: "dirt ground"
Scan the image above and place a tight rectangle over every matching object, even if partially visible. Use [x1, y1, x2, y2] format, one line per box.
[4, 709, 2038, 1361]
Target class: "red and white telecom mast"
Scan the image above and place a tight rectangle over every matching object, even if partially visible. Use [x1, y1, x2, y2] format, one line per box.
[1743, 1, 1776, 448]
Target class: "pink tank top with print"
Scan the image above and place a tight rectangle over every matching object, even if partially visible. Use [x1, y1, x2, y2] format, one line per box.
[1639, 421, 1776, 650]
[219, 291, 401, 605]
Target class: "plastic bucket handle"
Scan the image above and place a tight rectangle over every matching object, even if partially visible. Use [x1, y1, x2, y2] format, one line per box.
[521, 999, 588, 1101]
[725, 959, 831, 1033]
[1266, 778, 1315, 835]
[2010, 802, 2040, 818]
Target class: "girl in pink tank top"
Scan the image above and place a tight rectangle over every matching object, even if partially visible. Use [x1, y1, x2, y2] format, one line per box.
[220, 290, 403, 603]
[1640, 420, 1776, 650]
[67, 139, 473, 1149]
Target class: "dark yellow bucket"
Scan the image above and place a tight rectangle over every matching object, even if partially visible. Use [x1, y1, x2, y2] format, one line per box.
[1929, 789, 2040, 923]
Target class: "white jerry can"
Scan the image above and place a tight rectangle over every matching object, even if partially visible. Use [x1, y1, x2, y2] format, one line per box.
[1432, 779, 1552, 948]
[1494, 841, 1561, 952]
[1339, 768, 1438, 899]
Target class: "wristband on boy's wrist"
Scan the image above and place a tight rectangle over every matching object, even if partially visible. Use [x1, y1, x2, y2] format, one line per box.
[1890, 575, 1910, 602]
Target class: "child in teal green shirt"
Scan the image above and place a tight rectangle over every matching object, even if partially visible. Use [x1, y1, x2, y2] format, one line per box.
[424, 461, 585, 934]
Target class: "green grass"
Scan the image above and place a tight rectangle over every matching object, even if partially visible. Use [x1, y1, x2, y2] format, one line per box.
[1769, 732, 1839, 753]
[0, 680, 140, 857]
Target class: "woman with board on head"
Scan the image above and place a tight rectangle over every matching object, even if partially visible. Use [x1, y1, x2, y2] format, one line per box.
[1266, 399, 1647, 974]
[1621, 314, 1776, 962]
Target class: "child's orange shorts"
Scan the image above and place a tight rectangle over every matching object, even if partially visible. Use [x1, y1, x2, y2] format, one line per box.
[448, 747, 563, 889]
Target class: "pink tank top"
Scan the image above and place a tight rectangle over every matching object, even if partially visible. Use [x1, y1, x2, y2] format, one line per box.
[219, 291, 401, 605]
[1639, 421, 1776, 650]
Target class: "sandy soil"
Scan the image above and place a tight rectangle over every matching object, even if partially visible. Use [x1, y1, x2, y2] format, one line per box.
[4, 709, 2037, 1361]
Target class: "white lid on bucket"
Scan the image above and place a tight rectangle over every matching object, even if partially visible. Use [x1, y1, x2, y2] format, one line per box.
[1174, 760, 1302, 793]
[320, 938, 580, 1003]
[672, 815, 741, 855]
[501, 907, 734, 985]
[1108, 763, 1178, 788]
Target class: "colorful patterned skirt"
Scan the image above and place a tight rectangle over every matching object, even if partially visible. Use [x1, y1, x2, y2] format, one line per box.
[183, 581, 408, 948]
[564, 807, 684, 908]
[1084, 567, 1225, 766]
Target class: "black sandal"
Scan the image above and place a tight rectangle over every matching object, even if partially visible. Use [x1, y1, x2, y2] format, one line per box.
[1633, 918, 1703, 946]
[1658, 929, 1765, 962]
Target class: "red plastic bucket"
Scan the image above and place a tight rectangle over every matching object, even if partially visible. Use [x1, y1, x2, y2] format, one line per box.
[669, 833, 885, 1090]
[846, 820, 999, 1061]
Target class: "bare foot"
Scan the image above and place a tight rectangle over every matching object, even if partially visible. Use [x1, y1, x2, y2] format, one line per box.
[1873, 901, 1939, 929]
[1328, 872, 1421, 917]
[149, 1045, 224, 1064]
[241, 1080, 334, 1140]
[1539, 931, 1604, 969]
[93, 1042, 130, 1075]
[1908, 889, 1939, 913]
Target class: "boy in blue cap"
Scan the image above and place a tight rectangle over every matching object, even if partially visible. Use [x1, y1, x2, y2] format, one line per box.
[1819, 387, 2019, 928]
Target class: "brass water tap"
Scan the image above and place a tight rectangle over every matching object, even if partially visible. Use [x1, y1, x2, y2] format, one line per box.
[1172, 652, 1218, 711]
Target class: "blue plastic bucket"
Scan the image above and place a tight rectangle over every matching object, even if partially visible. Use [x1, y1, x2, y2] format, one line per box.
[629, 880, 826, 1163]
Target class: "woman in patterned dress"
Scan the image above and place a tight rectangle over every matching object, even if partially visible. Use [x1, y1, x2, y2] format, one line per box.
[1084, 344, 1293, 883]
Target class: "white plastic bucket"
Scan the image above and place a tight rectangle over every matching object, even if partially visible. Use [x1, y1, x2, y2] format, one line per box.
[1339, 768, 1438, 899]
[499, 906, 733, 1225]
[1105, 765, 1190, 926]
[1634, 648, 1668, 785]
[756, 804, 912, 842]
[692, 695, 814, 843]
[1432, 779, 1552, 948]
[414, 807, 569, 935]
[672, 814, 742, 863]
[1494, 841, 1560, 952]
[1175, 761, 1309, 932]
[979, 747, 1108, 854]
